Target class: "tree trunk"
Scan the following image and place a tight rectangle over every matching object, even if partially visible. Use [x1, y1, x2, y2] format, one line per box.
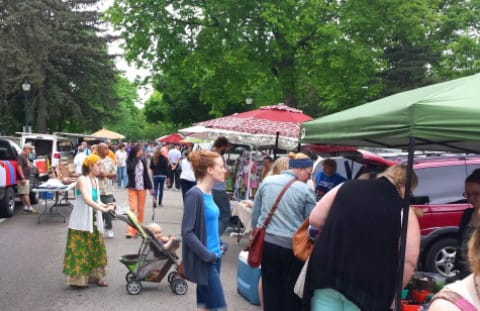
[35, 89, 48, 133]
[277, 53, 297, 108]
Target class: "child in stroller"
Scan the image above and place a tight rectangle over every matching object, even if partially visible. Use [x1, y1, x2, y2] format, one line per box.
[145, 223, 180, 253]
[117, 210, 187, 295]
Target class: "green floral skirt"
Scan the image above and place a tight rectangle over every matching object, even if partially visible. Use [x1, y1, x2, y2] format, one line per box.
[63, 227, 107, 286]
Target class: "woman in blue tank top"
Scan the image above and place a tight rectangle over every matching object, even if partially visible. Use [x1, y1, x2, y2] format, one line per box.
[181, 150, 228, 311]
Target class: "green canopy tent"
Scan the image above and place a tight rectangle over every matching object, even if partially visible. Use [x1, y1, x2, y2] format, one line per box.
[301, 73, 480, 153]
[300, 73, 480, 310]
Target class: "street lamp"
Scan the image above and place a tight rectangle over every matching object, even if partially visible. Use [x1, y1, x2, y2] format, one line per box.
[21, 80, 31, 132]
[245, 97, 253, 105]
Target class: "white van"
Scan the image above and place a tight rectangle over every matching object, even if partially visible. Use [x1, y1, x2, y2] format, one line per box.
[19, 133, 74, 176]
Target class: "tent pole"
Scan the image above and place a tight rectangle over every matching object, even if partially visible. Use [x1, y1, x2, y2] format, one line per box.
[274, 132, 280, 160]
[395, 136, 415, 311]
[247, 145, 253, 199]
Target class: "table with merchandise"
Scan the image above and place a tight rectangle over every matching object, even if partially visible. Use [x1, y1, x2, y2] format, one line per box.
[33, 179, 76, 224]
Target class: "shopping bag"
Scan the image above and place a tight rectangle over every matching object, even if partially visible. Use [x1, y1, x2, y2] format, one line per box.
[292, 218, 314, 262]
[294, 256, 310, 298]
[246, 227, 266, 268]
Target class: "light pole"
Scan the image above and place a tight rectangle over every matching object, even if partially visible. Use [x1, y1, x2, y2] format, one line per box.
[245, 97, 253, 105]
[21, 80, 31, 132]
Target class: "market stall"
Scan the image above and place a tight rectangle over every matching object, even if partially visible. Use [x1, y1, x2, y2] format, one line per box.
[301, 73, 480, 310]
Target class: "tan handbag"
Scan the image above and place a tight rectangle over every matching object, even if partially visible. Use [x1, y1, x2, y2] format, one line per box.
[292, 218, 314, 262]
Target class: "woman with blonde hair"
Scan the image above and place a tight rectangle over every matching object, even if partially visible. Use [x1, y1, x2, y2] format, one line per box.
[63, 154, 115, 287]
[251, 152, 317, 311]
[266, 156, 290, 177]
[304, 164, 421, 311]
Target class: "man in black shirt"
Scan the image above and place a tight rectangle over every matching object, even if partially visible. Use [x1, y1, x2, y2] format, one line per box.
[17, 143, 36, 213]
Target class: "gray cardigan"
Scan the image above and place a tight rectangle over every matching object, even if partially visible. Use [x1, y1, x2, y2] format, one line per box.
[181, 186, 217, 285]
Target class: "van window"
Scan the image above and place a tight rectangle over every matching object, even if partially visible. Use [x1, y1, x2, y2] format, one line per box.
[26, 139, 52, 158]
[0, 140, 14, 160]
[414, 165, 467, 204]
[467, 163, 480, 175]
[57, 140, 73, 152]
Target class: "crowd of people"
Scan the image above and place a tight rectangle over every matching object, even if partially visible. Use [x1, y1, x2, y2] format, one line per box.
[18, 134, 480, 310]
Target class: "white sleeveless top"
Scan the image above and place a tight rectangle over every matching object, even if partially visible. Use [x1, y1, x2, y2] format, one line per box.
[68, 175, 104, 233]
[444, 274, 479, 309]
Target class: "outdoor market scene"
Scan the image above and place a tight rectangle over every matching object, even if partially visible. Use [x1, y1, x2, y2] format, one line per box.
[2, 1, 480, 311]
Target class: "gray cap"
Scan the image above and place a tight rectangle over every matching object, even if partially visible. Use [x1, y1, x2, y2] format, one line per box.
[23, 142, 34, 149]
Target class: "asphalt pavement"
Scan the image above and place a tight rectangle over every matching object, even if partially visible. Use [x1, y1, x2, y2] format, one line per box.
[0, 187, 261, 311]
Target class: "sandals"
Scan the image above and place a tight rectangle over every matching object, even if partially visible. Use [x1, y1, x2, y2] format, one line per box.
[96, 279, 108, 287]
[88, 278, 108, 287]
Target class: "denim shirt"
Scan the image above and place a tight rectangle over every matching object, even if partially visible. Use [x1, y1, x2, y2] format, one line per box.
[252, 171, 316, 243]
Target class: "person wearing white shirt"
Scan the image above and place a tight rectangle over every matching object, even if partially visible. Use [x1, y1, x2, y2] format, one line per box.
[179, 150, 196, 200]
[74, 147, 87, 175]
[115, 143, 128, 187]
[167, 144, 182, 190]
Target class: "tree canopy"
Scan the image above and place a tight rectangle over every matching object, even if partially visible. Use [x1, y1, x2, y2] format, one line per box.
[0, 0, 119, 134]
[108, 0, 480, 124]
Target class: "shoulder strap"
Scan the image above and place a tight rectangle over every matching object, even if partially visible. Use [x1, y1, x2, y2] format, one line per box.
[262, 178, 297, 228]
[431, 289, 478, 311]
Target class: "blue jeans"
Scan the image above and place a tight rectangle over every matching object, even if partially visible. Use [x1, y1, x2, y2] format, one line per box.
[117, 166, 128, 187]
[311, 289, 361, 311]
[152, 175, 166, 205]
[196, 258, 226, 310]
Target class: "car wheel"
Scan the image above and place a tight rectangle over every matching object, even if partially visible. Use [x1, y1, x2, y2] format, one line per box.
[424, 238, 457, 278]
[0, 187, 15, 218]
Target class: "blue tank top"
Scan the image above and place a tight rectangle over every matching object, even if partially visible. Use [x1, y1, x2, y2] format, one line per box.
[203, 192, 221, 257]
[76, 188, 99, 202]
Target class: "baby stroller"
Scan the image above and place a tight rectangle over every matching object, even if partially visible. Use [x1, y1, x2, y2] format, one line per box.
[116, 210, 188, 295]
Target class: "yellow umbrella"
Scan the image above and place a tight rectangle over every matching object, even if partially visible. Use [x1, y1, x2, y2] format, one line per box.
[91, 128, 125, 140]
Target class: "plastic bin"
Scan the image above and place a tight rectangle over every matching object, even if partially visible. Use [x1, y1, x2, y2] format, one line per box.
[34, 159, 47, 175]
[39, 191, 54, 200]
[237, 250, 261, 305]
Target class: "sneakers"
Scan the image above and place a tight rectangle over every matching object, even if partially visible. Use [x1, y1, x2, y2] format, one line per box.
[153, 200, 157, 208]
[23, 207, 38, 214]
[105, 230, 114, 239]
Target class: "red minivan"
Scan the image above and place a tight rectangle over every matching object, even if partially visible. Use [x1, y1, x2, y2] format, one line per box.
[307, 146, 479, 277]
[410, 156, 480, 277]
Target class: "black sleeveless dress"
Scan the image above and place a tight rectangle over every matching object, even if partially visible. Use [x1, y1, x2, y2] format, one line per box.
[304, 177, 403, 311]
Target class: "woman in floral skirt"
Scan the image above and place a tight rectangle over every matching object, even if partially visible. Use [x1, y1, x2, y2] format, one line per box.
[63, 154, 115, 287]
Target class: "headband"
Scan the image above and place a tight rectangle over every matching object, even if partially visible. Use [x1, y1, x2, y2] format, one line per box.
[83, 154, 100, 167]
[289, 158, 313, 169]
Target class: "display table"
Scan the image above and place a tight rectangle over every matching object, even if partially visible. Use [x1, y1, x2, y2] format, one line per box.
[33, 181, 76, 224]
[231, 200, 253, 242]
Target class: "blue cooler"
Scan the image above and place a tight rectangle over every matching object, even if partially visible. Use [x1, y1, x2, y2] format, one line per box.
[39, 191, 54, 200]
[237, 250, 261, 305]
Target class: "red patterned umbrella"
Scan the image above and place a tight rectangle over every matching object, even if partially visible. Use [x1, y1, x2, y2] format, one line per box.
[157, 133, 184, 144]
[196, 104, 312, 139]
[193, 104, 312, 149]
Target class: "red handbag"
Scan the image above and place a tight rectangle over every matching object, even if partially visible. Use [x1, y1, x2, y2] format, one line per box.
[247, 178, 297, 268]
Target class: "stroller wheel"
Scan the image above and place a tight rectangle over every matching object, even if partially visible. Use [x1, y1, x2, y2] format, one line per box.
[171, 278, 188, 295]
[125, 272, 135, 283]
[126, 280, 142, 295]
[167, 271, 178, 284]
